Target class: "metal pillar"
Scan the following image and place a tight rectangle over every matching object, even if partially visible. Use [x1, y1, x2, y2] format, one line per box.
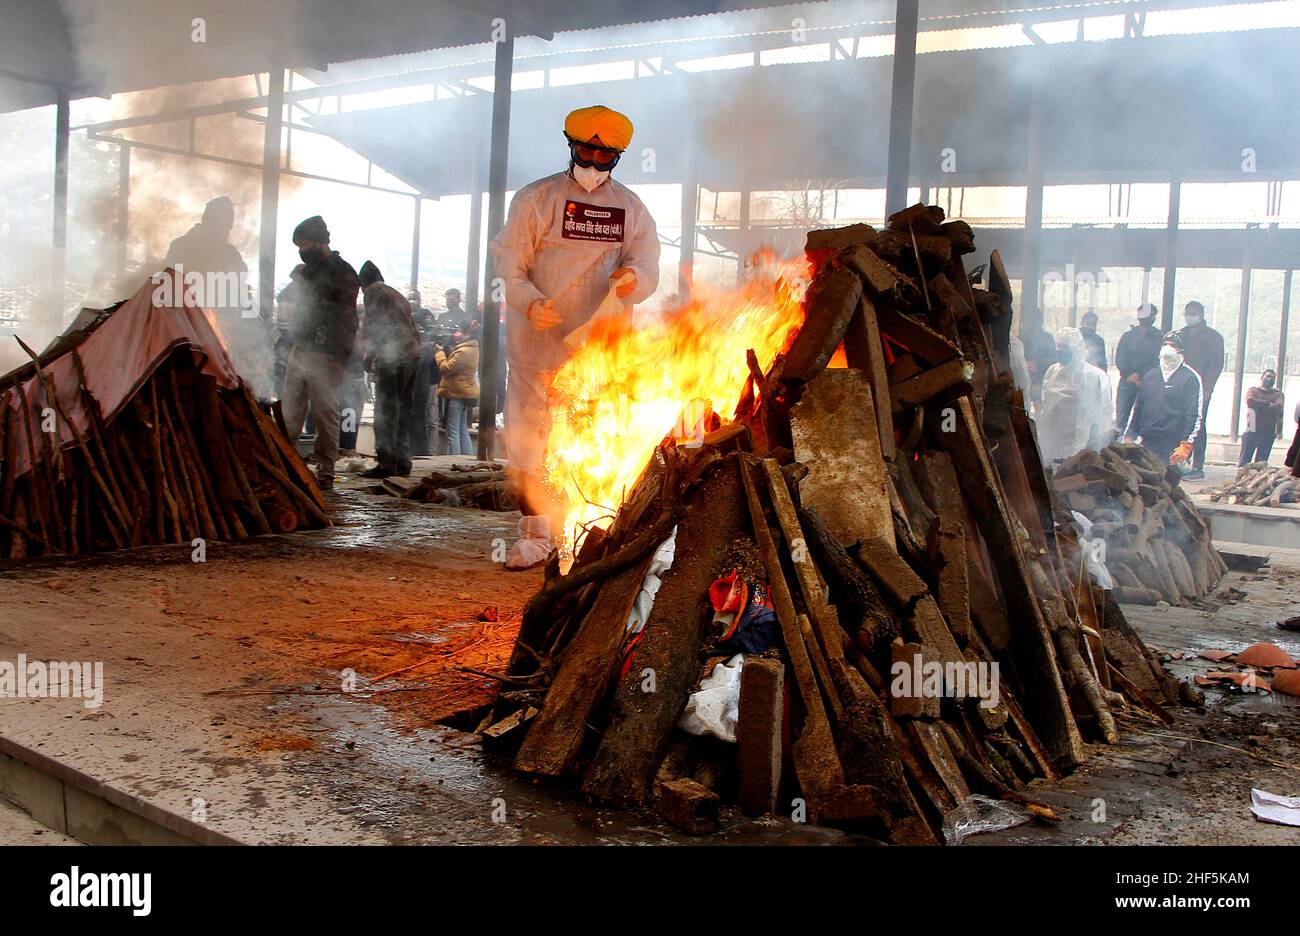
[1278, 269, 1293, 397]
[477, 30, 514, 462]
[465, 155, 484, 316]
[1160, 180, 1181, 333]
[1229, 255, 1252, 442]
[52, 89, 70, 326]
[409, 195, 422, 294]
[678, 137, 697, 299]
[884, 0, 919, 218]
[258, 67, 285, 320]
[736, 185, 750, 285]
[1020, 90, 1044, 324]
[116, 144, 131, 274]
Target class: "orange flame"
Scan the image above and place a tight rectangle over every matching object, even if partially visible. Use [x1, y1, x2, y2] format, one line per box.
[544, 253, 811, 548]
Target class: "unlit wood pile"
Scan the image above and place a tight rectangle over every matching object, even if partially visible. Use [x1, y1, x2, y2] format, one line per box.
[487, 206, 1172, 843]
[386, 463, 519, 510]
[1208, 463, 1299, 508]
[1051, 443, 1226, 606]
[0, 346, 329, 558]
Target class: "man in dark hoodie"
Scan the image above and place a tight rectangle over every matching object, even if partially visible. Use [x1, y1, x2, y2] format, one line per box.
[1176, 300, 1225, 478]
[358, 261, 420, 478]
[281, 215, 360, 491]
[1113, 302, 1164, 433]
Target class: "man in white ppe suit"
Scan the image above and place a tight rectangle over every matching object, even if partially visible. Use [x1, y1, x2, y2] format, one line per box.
[490, 105, 661, 569]
[1038, 327, 1114, 465]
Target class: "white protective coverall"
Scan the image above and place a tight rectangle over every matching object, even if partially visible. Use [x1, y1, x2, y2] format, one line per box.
[1038, 327, 1114, 465]
[489, 170, 661, 481]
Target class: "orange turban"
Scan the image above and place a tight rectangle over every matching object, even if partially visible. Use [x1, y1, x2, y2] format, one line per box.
[563, 105, 634, 151]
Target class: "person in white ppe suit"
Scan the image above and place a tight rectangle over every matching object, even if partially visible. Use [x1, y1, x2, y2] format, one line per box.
[1038, 327, 1114, 465]
[490, 105, 661, 569]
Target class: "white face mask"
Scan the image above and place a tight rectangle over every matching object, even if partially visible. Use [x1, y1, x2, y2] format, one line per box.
[571, 164, 610, 193]
[1159, 346, 1183, 377]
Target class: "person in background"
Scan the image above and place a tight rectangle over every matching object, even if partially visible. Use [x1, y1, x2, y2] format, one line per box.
[1079, 311, 1107, 371]
[403, 289, 436, 457]
[280, 215, 360, 492]
[1124, 332, 1204, 467]
[163, 196, 275, 398]
[1113, 302, 1163, 434]
[490, 104, 661, 567]
[443, 288, 465, 326]
[359, 262, 421, 478]
[435, 319, 480, 458]
[407, 289, 436, 336]
[1238, 369, 1285, 466]
[1021, 313, 1059, 414]
[337, 324, 366, 457]
[1176, 300, 1224, 479]
[1285, 398, 1300, 478]
[1037, 328, 1114, 464]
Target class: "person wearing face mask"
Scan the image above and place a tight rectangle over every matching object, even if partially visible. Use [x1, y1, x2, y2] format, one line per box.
[1037, 328, 1114, 464]
[1124, 333, 1204, 467]
[1238, 369, 1285, 466]
[1113, 303, 1163, 434]
[489, 104, 661, 568]
[1175, 300, 1224, 478]
[281, 215, 360, 491]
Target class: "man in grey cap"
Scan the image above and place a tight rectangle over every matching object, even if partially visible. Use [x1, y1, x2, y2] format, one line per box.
[281, 215, 360, 491]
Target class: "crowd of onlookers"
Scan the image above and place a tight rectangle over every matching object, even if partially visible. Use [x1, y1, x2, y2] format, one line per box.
[1022, 301, 1290, 477]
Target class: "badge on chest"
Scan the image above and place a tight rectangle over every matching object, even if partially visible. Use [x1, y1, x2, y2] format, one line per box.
[562, 200, 626, 243]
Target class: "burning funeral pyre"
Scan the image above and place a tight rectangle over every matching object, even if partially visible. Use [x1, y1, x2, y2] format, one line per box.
[0, 271, 329, 558]
[486, 205, 1182, 843]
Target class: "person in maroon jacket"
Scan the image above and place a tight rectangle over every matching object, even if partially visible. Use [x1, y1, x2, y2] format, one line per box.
[1239, 369, 1285, 466]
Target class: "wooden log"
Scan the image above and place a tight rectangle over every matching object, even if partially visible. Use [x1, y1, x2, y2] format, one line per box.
[933, 396, 1084, 772]
[873, 303, 961, 366]
[12, 380, 56, 551]
[736, 656, 785, 817]
[513, 552, 656, 780]
[783, 265, 862, 384]
[194, 375, 244, 503]
[841, 296, 895, 461]
[736, 453, 844, 814]
[790, 369, 895, 552]
[797, 505, 897, 650]
[916, 452, 973, 645]
[582, 459, 750, 806]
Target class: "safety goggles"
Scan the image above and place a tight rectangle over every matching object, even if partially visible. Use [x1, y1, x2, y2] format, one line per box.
[566, 136, 622, 170]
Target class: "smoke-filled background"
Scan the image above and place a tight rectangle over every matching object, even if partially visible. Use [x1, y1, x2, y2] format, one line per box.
[2, 0, 1298, 431]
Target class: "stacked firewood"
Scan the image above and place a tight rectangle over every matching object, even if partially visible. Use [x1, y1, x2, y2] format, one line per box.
[0, 346, 329, 558]
[1051, 443, 1226, 606]
[1208, 463, 1299, 507]
[382, 463, 519, 510]
[487, 206, 1172, 844]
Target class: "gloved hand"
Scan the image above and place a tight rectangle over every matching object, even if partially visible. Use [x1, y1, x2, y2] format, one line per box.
[526, 298, 560, 329]
[611, 267, 637, 299]
[1170, 441, 1193, 465]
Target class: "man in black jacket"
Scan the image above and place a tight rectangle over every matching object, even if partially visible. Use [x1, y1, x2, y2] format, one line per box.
[1176, 300, 1225, 478]
[1079, 311, 1107, 371]
[1113, 303, 1164, 433]
[1124, 333, 1204, 467]
[281, 215, 360, 491]
[360, 262, 420, 478]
